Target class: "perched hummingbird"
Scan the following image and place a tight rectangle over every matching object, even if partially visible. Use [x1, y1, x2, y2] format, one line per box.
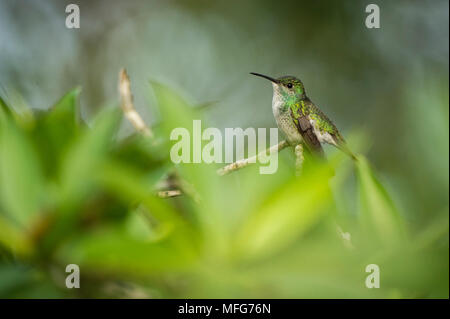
[250, 72, 356, 160]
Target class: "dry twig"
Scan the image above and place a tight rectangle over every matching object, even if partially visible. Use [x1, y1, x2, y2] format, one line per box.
[217, 140, 289, 176]
[156, 190, 183, 198]
[119, 68, 153, 138]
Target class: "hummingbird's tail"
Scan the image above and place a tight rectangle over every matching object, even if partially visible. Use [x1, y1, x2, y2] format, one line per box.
[335, 139, 358, 162]
[339, 143, 358, 161]
[331, 134, 358, 161]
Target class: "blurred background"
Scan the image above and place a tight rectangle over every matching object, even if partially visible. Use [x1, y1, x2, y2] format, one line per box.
[0, 0, 448, 298]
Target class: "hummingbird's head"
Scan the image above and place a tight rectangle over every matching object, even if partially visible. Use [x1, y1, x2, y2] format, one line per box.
[250, 73, 306, 104]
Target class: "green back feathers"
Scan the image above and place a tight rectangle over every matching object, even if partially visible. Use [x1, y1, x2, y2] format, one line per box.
[276, 75, 339, 136]
[290, 98, 339, 136]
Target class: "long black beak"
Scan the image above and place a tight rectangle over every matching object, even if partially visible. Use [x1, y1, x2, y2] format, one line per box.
[250, 72, 278, 84]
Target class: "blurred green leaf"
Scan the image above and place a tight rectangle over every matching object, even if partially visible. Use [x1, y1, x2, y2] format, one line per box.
[0, 264, 34, 297]
[356, 156, 407, 246]
[235, 162, 335, 261]
[0, 114, 45, 227]
[0, 215, 31, 256]
[46, 87, 81, 128]
[56, 218, 198, 276]
[112, 134, 169, 171]
[150, 81, 196, 135]
[0, 264, 64, 298]
[404, 79, 449, 188]
[59, 107, 120, 206]
[150, 81, 227, 253]
[413, 209, 449, 251]
[97, 160, 198, 247]
[1, 89, 35, 129]
[32, 88, 82, 177]
[39, 108, 121, 251]
[0, 95, 12, 117]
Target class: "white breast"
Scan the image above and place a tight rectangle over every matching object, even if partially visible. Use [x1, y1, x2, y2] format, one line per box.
[272, 96, 303, 144]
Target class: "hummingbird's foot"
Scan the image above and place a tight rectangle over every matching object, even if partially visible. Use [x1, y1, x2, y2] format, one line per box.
[294, 144, 304, 176]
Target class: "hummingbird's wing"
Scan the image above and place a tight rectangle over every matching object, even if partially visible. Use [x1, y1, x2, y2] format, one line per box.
[303, 98, 357, 161]
[289, 107, 325, 157]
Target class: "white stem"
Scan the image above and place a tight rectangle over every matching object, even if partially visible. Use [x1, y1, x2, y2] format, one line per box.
[157, 190, 182, 198]
[119, 68, 153, 138]
[217, 140, 289, 176]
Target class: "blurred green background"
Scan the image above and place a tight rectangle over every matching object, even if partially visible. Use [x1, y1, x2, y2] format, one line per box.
[0, 0, 448, 298]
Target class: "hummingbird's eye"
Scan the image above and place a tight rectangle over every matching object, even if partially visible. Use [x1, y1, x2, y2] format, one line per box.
[287, 83, 293, 89]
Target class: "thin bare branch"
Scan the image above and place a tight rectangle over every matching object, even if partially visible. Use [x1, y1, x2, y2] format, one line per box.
[156, 190, 182, 198]
[119, 68, 153, 138]
[217, 140, 289, 176]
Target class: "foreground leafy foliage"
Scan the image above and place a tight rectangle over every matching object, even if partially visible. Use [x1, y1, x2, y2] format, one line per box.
[0, 84, 448, 298]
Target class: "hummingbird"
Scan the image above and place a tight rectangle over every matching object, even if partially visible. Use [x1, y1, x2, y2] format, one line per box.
[250, 72, 356, 160]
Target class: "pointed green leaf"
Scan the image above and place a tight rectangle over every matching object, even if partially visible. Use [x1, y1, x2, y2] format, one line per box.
[44, 87, 82, 141]
[356, 156, 407, 246]
[0, 115, 45, 227]
[150, 81, 196, 135]
[40, 109, 121, 251]
[32, 88, 82, 177]
[0, 215, 32, 256]
[59, 108, 121, 206]
[0, 96, 12, 118]
[235, 163, 335, 260]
